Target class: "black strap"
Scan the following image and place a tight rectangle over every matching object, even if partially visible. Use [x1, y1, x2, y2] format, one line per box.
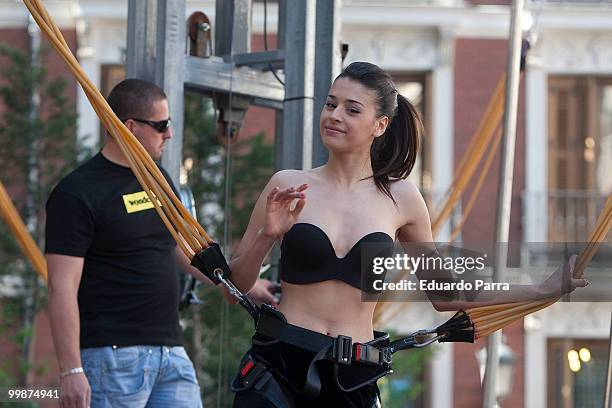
[190, 242, 231, 285]
[254, 373, 295, 408]
[232, 356, 295, 408]
[255, 306, 393, 397]
[303, 345, 331, 397]
[256, 306, 333, 352]
[256, 306, 389, 366]
[436, 310, 475, 343]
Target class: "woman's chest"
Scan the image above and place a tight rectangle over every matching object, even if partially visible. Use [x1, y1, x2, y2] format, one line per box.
[297, 191, 400, 238]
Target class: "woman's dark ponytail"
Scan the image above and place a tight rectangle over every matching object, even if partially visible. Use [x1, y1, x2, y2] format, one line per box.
[336, 62, 423, 204]
[371, 94, 421, 203]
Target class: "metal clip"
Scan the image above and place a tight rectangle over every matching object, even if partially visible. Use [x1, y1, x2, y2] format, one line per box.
[333, 335, 353, 365]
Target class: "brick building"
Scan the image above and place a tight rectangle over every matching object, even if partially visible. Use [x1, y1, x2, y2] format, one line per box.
[0, 0, 610, 407]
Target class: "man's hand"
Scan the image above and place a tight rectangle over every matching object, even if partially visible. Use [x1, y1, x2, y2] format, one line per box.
[248, 278, 279, 306]
[47, 254, 88, 407]
[59, 373, 90, 408]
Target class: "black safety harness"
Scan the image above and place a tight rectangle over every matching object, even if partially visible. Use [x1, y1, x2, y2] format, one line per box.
[191, 245, 475, 403]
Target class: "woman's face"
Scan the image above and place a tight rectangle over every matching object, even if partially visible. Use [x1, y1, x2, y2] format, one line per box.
[319, 77, 389, 154]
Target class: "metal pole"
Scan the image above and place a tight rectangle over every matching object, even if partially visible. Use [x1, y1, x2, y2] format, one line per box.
[482, 0, 524, 407]
[155, 0, 186, 183]
[214, 0, 234, 56]
[280, 0, 316, 170]
[126, 0, 156, 81]
[215, 0, 252, 56]
[604, 311, 612, 407]
[126, 0, 185, 184]
[312, 0, 341, 167]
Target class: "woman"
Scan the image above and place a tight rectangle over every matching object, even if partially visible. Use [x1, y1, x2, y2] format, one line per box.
[228, 62, 587, 407]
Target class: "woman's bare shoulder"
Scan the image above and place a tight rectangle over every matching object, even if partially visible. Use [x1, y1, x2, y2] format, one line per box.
[390, 179, 430, 223]
[390, 179, 424, 202]
[268, 169, 310, 188]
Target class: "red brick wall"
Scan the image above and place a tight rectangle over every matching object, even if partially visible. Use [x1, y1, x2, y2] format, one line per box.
[0, 26, 77, 391]
[241, 106, 276, 144]
[453, 320, 524, 408]
[0, 29, 30, 131]
[453, 38, 526, 408]
[0, 28, 78, 119]
[453, 38, 525, 245]
[41, 29, 79, 122]
[453, 338, 486, 408]
[500, 319, 525, 408]
[237, 33, 278, 145]
[27, 311, 61, 401]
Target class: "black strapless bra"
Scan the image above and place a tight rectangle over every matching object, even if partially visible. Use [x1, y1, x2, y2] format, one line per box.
[279, 223, 394, 292]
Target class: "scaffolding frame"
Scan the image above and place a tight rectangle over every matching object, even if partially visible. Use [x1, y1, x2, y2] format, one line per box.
[125, 0, 341, 184]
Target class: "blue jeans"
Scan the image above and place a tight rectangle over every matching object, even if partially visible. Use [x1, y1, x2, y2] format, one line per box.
[80, 345, 202, 408]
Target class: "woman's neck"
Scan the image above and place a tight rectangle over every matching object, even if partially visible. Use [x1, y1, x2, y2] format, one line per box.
[322, 152, 373, 188]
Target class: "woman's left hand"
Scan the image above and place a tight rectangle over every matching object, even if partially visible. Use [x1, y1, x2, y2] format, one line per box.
[539, 254, 589, 297]
[261, 184, 308, 240]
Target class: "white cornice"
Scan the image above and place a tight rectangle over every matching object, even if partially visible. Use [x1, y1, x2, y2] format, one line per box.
[76, 0, 217, 20]
[534, 9, 612, 29]
[340, 5, 612, 37]
[0, 0, 77, 28]
[77, 0, 128, 19]
[3, 1, 611, 42]
[535, 29, 612, 74]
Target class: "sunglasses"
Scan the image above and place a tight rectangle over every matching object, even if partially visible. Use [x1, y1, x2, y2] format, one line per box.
[126, 118, 172, 133]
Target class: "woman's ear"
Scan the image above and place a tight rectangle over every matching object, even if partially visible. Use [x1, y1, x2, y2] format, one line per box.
[374, 116, 389, 138]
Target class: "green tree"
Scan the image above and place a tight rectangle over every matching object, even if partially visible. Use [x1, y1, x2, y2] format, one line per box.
[180, 94, 275, 406]
[378, 343, 433, 408]
[0, 42, 84, 388]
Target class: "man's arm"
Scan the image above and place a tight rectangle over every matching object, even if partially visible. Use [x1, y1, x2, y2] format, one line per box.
[47, 253, 90, 408]
[175, 246, 239, 304]
[174, 247, 277, 305]
[175, 246, 213, 284]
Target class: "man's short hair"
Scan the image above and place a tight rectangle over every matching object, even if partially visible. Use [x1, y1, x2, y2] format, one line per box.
[107, 79, 167, 120]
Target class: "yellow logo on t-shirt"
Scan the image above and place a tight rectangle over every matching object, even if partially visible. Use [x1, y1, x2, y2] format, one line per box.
[122, 191, 161, 214]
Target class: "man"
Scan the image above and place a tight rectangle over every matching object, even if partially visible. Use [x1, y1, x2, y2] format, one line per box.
[46, 79, 276, 408]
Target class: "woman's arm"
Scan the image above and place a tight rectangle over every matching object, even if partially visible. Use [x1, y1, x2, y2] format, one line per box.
[395, 182, 588, 311]
[229, 171, 308, 293]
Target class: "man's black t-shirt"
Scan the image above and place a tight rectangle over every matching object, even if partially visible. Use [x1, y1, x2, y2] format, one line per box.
[45, 152, 182, 348]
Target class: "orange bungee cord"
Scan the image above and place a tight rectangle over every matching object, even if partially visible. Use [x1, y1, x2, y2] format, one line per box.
[21, 0, 255, 317]
[0, 181, 47, 280]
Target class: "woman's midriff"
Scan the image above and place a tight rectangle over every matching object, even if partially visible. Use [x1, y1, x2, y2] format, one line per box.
[277, 280, 377, 343]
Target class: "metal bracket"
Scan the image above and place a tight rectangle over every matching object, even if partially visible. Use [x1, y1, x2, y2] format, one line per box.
[187, 11, 212, 58]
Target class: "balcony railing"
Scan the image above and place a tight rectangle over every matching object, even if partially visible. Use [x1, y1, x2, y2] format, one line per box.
[523, 190, 610, 243]
[527, 0, 612, 8]
[343, 0, 465, 7]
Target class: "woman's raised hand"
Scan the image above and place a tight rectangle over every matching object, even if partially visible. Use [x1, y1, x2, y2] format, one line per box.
[262, 184, 308, 240]
[539, 254, 589, 297]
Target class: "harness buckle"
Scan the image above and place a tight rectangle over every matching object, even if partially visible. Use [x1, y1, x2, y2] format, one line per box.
[353, 344, 380, 366]
[240, 357, 267, 388]
[333, 335, 353, 365]
[381, 348, 393, 365]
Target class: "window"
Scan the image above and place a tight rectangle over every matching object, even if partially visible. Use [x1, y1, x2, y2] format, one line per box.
[547, 339, 608, 408]
[99, 64, 126, 145]
[547, 76, 612, 243]
[392, 73, 432, 204]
